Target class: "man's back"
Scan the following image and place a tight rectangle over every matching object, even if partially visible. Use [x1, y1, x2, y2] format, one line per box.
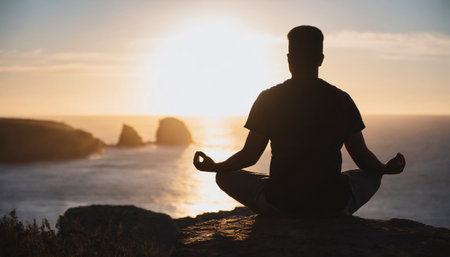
[245, 78, 365, 215]
[194, 25, 405, 218]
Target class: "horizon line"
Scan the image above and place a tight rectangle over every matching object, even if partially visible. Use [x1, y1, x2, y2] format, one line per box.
[1, 113, 450, 118]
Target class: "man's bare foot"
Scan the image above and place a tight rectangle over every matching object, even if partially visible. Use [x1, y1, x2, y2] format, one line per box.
[383, 153, 406, 175]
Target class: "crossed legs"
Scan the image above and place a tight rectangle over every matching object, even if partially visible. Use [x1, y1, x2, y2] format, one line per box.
[340, 169, 382, 215]
[215, 170, 282, 216]
[216, 169, 382, 217]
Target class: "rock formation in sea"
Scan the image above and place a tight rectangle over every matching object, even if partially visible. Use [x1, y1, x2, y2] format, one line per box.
[116, 124, 145, 147]
[0, 118, 104, 163]
[156, 117, 192, 145]
[57, 205, 450, 257]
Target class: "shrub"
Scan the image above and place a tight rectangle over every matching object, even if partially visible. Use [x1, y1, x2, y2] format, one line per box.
[0, 210, 161, 257]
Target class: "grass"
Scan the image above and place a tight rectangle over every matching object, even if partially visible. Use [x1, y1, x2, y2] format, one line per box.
[0, 210, 161, 257]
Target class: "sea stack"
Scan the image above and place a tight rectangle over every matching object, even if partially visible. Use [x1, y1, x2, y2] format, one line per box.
[0, 118, 104, 163]
[156, 117, 192, 145]
[117, 124, 145, 147]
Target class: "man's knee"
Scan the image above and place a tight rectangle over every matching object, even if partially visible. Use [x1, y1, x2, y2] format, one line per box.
[344, 169, 382, 197]
[369, 170, 382, 191]
[215, 171, 231, 191]
[215, 170, 244, 193]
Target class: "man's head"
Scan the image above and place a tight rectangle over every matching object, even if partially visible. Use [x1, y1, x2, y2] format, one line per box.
[287, 25, 324, 77]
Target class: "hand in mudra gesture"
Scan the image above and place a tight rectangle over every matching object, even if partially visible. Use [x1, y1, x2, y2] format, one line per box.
[193, 151, 218, 172]
[384, 153, 406, 174]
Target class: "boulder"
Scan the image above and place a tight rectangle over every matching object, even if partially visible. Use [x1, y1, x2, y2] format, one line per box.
[156, 117, 192, 145]
[173, 214, 450, 257]
[58, 205, 179, 256]
[116, 124, 145, 147]
[0, 118, 104, 163]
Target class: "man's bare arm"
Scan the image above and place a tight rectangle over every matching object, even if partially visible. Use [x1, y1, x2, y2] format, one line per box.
[193, 131, 269, 172]
[345, 131, 405, 175]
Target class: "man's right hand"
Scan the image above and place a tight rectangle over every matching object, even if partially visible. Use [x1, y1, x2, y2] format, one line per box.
[193, 151, 218, 172]
[383, 153, 406, 174]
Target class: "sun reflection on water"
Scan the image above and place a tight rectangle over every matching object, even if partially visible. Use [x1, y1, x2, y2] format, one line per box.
[159, 145, 240, 218]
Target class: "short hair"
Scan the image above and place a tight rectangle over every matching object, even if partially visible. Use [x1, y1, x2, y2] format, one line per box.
[287, 25, 323, 56]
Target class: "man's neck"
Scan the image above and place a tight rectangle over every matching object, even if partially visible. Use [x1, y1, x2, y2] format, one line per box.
[291, 72, 319, 84]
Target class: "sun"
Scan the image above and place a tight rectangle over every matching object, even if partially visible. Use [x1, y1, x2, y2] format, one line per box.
[140, 19, 276, 116]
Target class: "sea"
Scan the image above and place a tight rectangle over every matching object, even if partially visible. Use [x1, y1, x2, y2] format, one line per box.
[0, 115, 449, 229]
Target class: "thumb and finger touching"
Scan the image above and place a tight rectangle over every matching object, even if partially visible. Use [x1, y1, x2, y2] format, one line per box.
[193, 151, 216, 171]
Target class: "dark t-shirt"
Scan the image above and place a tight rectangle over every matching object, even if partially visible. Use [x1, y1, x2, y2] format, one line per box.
[245, 78, 365, 216]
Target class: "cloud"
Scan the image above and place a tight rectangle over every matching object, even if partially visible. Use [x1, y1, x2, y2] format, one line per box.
[1, 31, 449, 72]
[326, 31, 450, 60]
[0, 64, 137, 73]
[0, 49, 137, 73]
[50, 52, 132, 62]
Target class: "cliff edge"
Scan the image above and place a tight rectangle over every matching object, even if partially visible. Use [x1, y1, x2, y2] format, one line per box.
[173, 211, 449, 257]
[57, 205, 450, 257]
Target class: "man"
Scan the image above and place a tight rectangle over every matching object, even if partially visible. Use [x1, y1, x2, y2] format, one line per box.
[193, 25, 405, 217]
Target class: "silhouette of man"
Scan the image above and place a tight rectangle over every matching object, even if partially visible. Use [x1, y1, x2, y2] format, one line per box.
[194, 25, 405, 217]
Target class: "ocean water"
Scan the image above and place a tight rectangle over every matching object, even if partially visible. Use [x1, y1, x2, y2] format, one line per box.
[0, 115, 449, 228]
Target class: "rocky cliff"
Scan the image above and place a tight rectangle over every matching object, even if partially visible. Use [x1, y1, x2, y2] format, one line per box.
[174, 213, 450, 257]
[0, 118, 104, 163]
[58, 205, 450, 257]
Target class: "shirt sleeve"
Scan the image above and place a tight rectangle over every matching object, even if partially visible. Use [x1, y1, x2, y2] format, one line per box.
[342, 92, 365, 139]
[244, 91, 271, 136]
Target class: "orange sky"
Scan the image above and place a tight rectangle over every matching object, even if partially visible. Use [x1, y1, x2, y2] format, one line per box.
[0, 1, 449, 116]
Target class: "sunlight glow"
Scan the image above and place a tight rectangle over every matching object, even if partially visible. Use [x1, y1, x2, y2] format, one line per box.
[141, 19, 274, 116]
[197, 117, 235, 147]
[157, 145, 239, 217]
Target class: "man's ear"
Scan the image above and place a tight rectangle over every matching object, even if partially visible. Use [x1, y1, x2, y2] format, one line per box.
[287, 53, 294, 73]
[318, 54, 324, 67]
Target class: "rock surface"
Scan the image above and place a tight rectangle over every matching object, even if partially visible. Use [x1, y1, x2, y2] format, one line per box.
[156, 117, 192, 145]
[58, 205, 179, 256]
[56, 205, 450, 256]
[116, 124, 145, 147]
[173, 214, 450, 257]
[175, 207, 253, 229]
[0, 118, 104, 163]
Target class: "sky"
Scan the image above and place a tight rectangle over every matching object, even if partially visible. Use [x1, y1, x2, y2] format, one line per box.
[0, 0, 449, 116]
